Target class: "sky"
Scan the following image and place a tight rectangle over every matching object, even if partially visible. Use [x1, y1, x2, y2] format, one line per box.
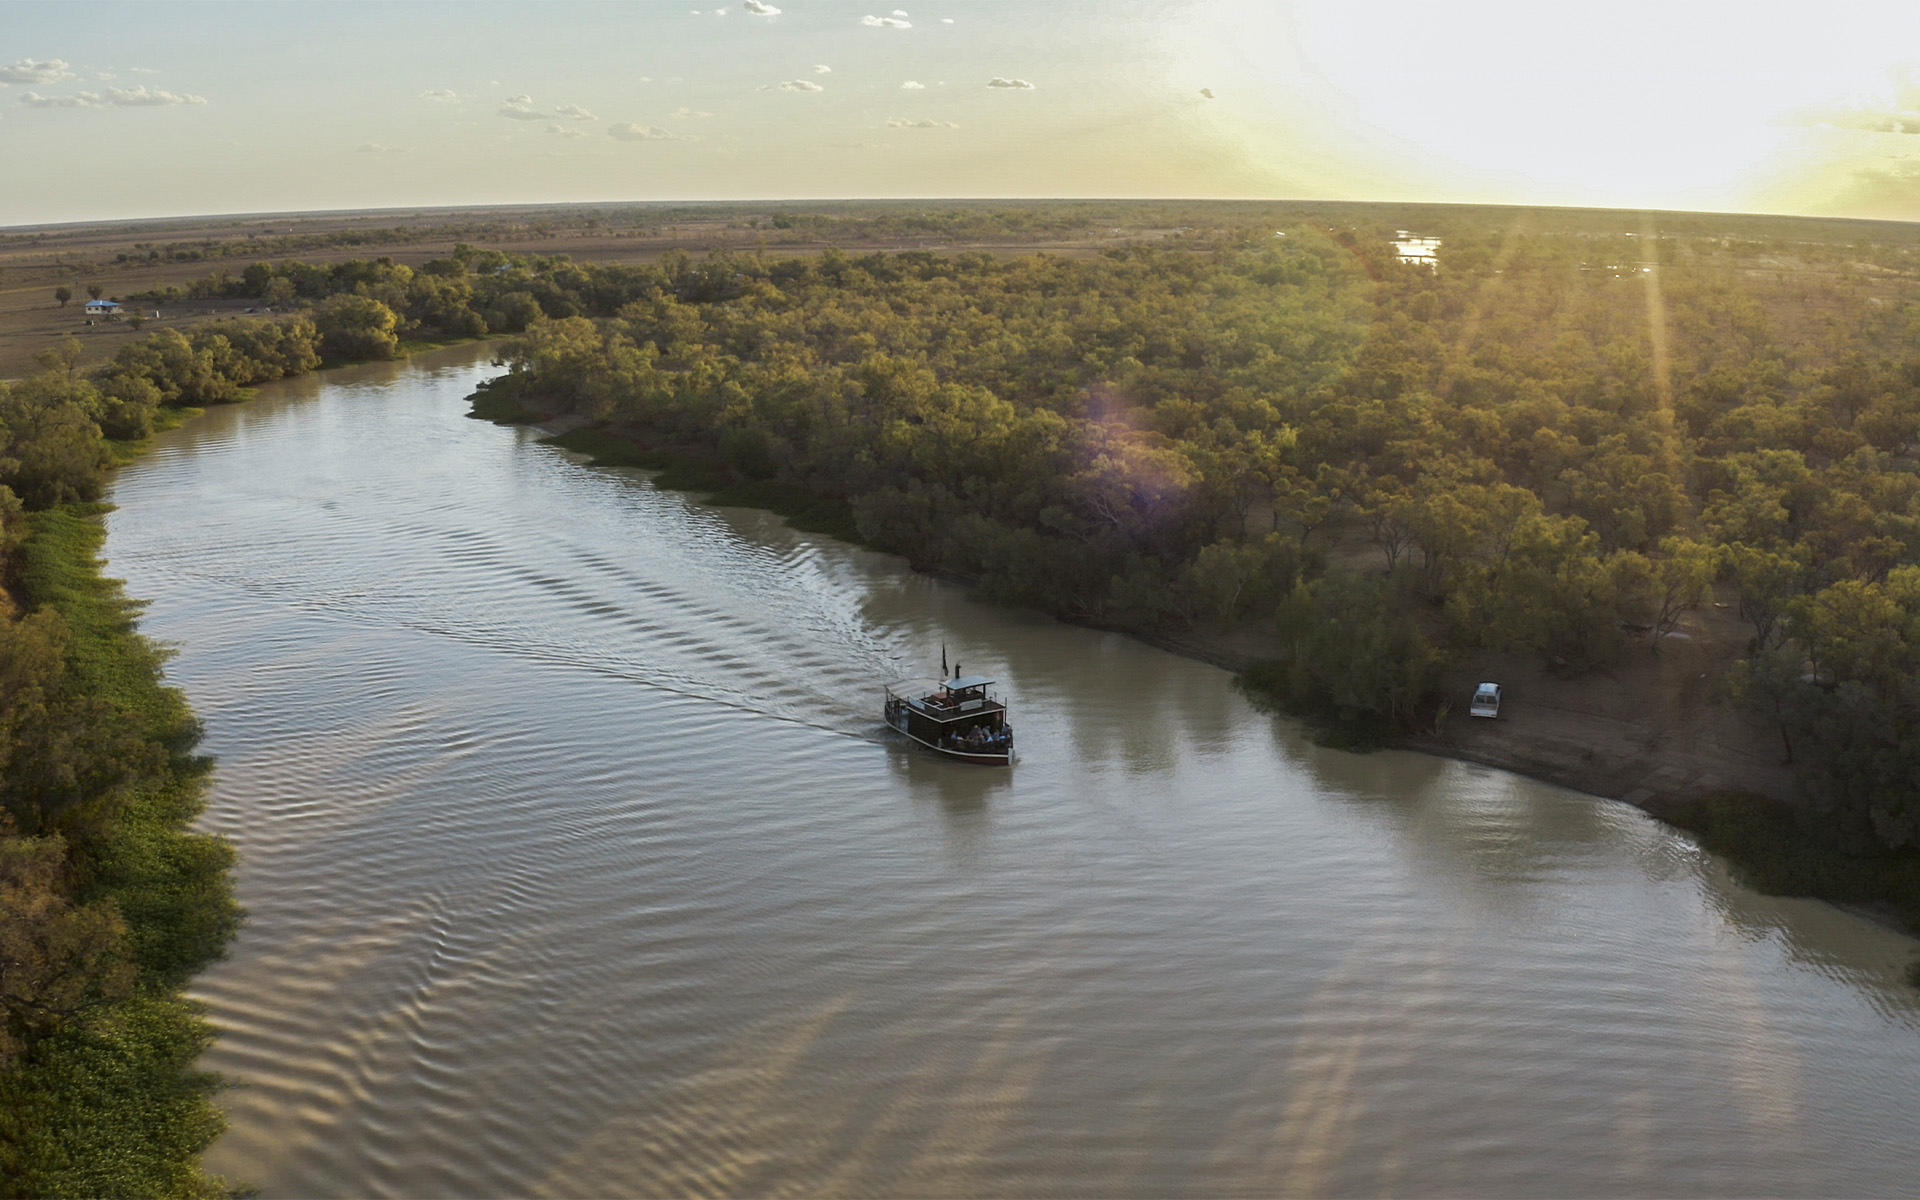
[4, 0, 1920, 227]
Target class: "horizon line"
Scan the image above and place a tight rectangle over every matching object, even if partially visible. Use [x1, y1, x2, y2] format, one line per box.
[7, 197, 1920, 238]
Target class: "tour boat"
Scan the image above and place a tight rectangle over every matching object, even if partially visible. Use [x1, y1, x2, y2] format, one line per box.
[884, 674, 1014, 765]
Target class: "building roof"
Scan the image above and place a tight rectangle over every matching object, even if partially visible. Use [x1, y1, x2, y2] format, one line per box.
[83, 299, 120, 307]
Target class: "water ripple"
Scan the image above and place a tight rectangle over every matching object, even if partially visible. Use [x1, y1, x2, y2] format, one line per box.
[96, 346, 1920, 1199]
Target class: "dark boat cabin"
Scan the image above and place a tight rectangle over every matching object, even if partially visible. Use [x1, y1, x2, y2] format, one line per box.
[883, 675, 1013, 764]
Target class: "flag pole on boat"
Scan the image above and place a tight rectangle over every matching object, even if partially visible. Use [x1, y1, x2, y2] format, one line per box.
[941, 643, 948, 678]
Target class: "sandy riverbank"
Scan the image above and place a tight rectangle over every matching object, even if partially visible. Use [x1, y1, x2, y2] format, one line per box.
[1155, 613, 1793, 813]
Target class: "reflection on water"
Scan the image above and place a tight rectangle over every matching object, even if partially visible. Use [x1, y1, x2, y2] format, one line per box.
[104, 344, 1920, 1198]
[1393, 230, 1441, 266]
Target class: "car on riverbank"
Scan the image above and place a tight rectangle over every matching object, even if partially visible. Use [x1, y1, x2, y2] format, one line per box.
[1470, 682, 1503, 718]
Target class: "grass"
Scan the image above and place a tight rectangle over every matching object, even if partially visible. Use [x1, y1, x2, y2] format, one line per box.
[15, 505, 196, 749]
[0, 995, 232, 1200]
[395, 333, 489, 357]
[1, 505, 241, 1195]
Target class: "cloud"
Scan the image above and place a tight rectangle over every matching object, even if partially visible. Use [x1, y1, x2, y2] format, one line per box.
[1200, 87, 1214, 99]
[1787, 102, 1920, 135]
[127, 66, 160, 75]
[763, 79, 824, 92]
[545, 123, 588, 138]
[887, 117, 956, 129]
[0, 58, 75, 85]
[104, 85, 207, 106]
[672, 106, 713, 118]
[814, 64, 832, 74]
[1810, 155, 1920, 220]
[608, 121, 696, 141]
[356, 142, 404, 153]
[499, 94, 549, 120]
[1787, 68, 1920, 136]
[860, 14, 912, 27]
[1809, 109, 1920, 135]
[421, 88, 461, 103]
[745, 0, 781, 12]
[554, 102, 596, 121]
[986, 77, 1034, 89]
[901, 80, 924, 89]
[20, 85, 207, 107]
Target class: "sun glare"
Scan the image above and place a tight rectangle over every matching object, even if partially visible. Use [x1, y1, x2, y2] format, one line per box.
[1209, 0, 1920, 216]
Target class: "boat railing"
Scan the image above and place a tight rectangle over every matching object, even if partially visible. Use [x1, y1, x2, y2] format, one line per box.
[886, 680, 1004, 715]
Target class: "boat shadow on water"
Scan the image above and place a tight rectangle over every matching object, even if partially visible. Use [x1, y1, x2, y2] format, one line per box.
[882, 739, 1012, 815]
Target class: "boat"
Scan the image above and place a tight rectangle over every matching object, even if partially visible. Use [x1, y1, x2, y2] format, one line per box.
[884, 674, 1014, 765]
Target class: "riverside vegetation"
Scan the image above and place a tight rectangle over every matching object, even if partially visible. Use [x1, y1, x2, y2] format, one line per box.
[0, 297, 438, 1193]
[447, 213, 1920, 924]
[136, 210, 1920, 920]
[6, 205, 1920, 1191]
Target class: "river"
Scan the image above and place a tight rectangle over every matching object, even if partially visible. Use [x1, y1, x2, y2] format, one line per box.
[102, 344, 1920, 1197]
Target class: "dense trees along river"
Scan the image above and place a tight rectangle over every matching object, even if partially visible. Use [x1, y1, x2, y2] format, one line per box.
[12, 204, 1920, 1189]
[100, 347, 1920, 1197]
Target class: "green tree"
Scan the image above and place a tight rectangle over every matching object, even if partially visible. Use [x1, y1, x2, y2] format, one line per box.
[1724, 541, 1808, 651]
[0, 379, 112, 508]
[94, 370, 163, 440]
[240, 261, 274, 296]
[1459, 512, 1622, 671]
[0, 827, 138, 1065]
[1649, 536, 1718, 649]
[85, 284, 103, 302]
[33, 336, 85, 397]
[1261, 572, 1442, 737]
[52, 286, 71, 309]
[0, 607, 162, 834]
[312, 294, 400, 361]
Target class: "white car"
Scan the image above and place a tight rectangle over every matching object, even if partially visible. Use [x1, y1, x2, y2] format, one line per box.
[1469, 682, 1502, 718]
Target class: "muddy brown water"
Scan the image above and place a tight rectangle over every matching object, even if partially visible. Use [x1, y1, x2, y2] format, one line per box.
[103, 345, 1920, 1197]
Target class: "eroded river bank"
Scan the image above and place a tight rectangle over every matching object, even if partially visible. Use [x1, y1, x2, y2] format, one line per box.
[106, 345, 1920, 1197]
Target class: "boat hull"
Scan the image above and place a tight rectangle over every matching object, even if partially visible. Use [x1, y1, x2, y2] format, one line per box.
[886, 718, 1013, 765]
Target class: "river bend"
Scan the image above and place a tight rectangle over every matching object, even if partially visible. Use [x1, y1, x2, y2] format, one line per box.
[102, 345, 1920, 1197]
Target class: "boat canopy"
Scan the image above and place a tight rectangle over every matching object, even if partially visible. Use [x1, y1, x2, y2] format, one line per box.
[947, 675, 994, 690]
